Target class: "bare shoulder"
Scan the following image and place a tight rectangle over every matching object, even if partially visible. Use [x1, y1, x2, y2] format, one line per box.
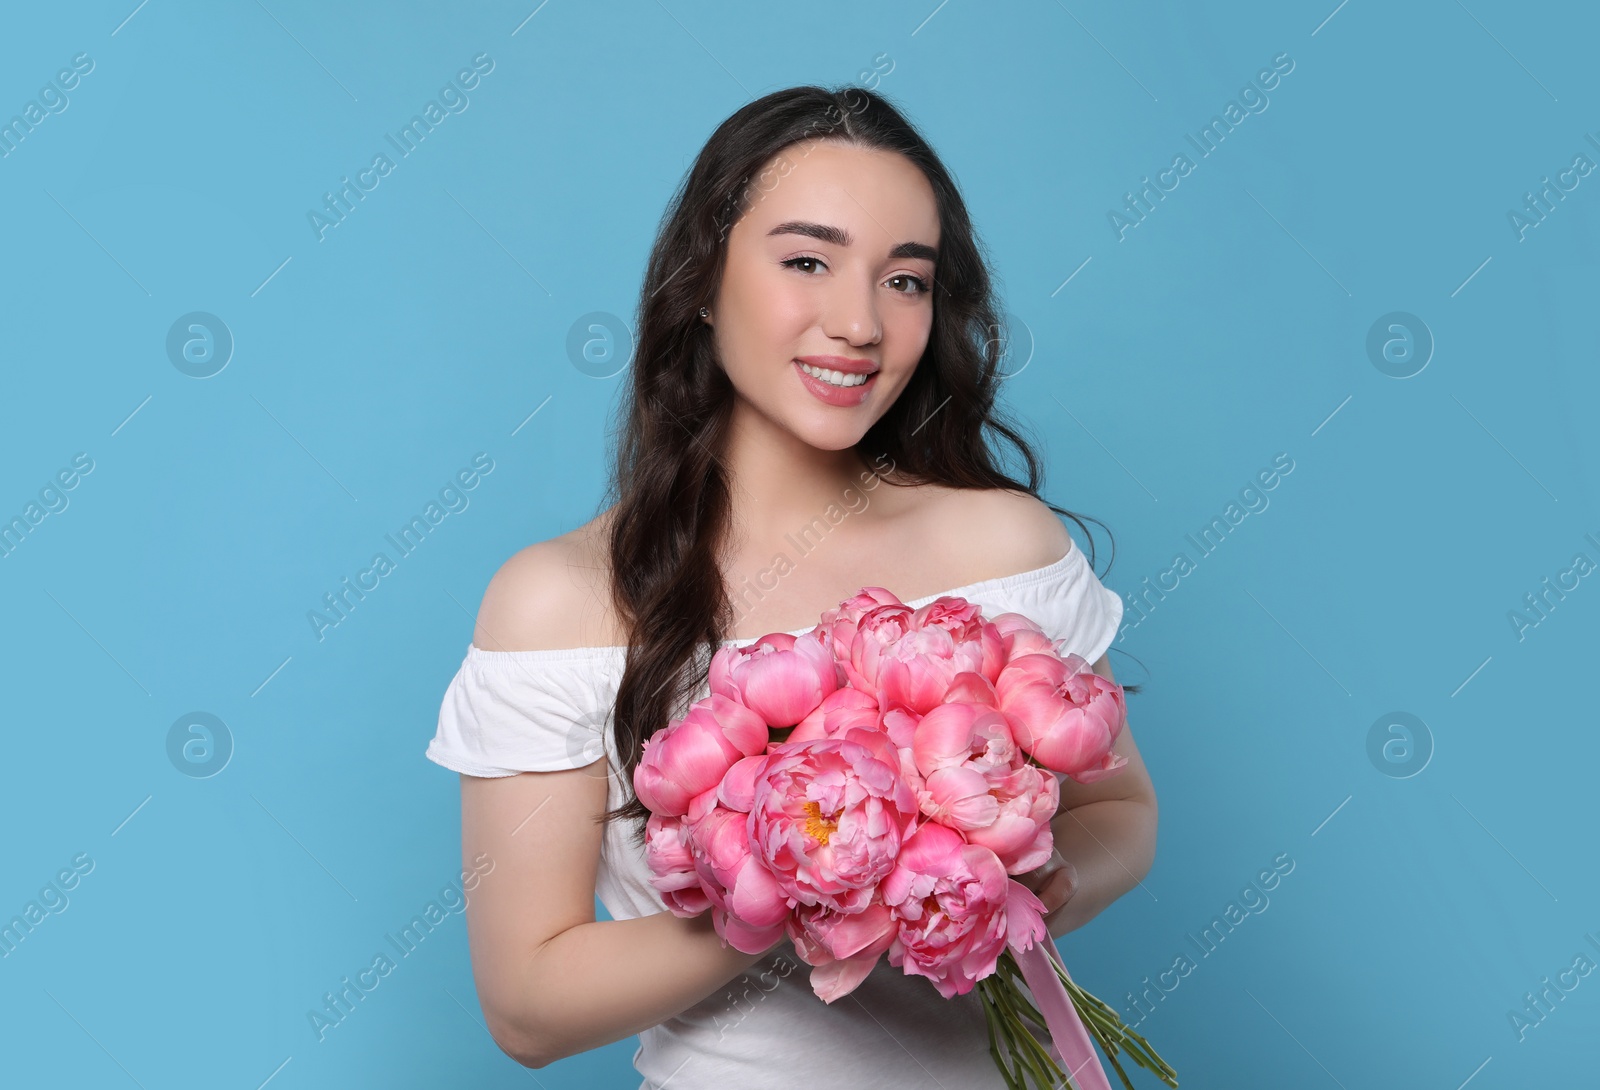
[924, 486, 1077, 578]
[471, 509, 622, 652]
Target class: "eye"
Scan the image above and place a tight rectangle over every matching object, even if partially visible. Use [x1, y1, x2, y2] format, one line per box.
[887, 273, 931, 296]
[782, 257, 931, 296]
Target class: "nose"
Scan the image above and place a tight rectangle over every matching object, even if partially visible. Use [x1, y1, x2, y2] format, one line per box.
[822, 272, 882, 347]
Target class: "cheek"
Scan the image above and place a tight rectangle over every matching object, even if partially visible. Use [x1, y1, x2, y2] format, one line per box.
[766, 299, 811, 343]
[758, 276, 816, 338]
[732, 262, 807, 325]
[884, 305, 933, 365]
[715, 277, 810, 390]
[734, 286, 811, 367]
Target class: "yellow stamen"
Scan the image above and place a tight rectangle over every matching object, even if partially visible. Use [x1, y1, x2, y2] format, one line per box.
[801, 800, 837, 845]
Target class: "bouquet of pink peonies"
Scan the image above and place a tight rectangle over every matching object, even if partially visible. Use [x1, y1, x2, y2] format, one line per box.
[636, 587, 1177, 1090]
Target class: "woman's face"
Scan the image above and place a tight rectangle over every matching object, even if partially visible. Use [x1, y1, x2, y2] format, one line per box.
[708, 139, 940, 451]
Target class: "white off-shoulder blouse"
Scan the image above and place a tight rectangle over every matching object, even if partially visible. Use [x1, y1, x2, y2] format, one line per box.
[426, 538, 1124, 1089]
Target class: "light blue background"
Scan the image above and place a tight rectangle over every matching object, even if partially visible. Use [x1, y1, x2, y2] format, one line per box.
[2, 1, 1596, 1086]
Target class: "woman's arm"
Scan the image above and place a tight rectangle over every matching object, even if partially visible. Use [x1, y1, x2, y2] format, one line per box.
[461, 764, 780, 1068]
[1019, 653, 1159, 939]
[459, 541, 779, 1069]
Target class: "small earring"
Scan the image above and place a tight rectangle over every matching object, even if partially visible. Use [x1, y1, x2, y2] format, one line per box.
[698, 306, 709, 318]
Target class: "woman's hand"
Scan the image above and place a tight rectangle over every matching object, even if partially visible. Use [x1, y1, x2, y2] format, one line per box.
[1014, 847, 1079, 930]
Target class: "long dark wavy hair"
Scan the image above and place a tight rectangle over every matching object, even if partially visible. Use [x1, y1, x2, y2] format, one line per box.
[599, 85, 1134, 836]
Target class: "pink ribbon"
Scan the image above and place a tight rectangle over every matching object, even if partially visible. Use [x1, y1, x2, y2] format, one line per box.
[1014, 939, 1111, 1090]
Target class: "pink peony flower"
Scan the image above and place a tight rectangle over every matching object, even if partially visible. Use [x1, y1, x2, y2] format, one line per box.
[818, 587, 906, 662]
[995, 652, 1128, 782]
[881, 822, 1015, 998]
[911, 700, 1018, 778]
[846, 597, 1007, 716]
[832, 599, 915, 694]
[987, 611, 1059, 662]
[633, 694, 769, 817]
[714, 752, 768, 813]
[787, 900, 899, 1003]
[787, 685, 881, 745]
[905, 700, 1059, 873]
[686, 802, 792, 953]
[965, 764, 1059, 874]
[642, 812, 712, 915]
[904, 701, 1014, 832]
[749, 728, 919, 915]
[709, 630, 841, 727]
[1002, 875, 1050, 954]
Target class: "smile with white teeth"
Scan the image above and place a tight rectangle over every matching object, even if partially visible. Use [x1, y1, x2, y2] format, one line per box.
[799, 362, 873, 387]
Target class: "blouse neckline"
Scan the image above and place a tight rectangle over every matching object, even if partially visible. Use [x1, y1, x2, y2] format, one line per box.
[464, 540, 1080, 661]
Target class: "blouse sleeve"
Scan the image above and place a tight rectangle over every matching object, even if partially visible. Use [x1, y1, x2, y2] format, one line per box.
[425, 645, 613, 778]
[1008, 539, 1125, 667]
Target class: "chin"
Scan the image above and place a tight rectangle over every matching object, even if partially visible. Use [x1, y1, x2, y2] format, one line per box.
[786, 417, 871, 453]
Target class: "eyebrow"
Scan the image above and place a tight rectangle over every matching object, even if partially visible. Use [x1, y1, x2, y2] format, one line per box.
[767, 220, 937, 263]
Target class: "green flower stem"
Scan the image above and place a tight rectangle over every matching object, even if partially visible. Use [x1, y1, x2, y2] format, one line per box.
[993, 956, 1061, 1071]
[979, 984, 1025, 1090]
[979, 973, 1068, 1088]
[991, 977, 1075, 1089]
[1054, 974, 1177, 1084]
[994, 996, 1053, 1088]
[982, 976, 1052, 1090]
[993, 950, 1181, 1088]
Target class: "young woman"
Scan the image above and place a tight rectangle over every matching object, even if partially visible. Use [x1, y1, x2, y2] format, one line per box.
[427, 85, 1157, 1087]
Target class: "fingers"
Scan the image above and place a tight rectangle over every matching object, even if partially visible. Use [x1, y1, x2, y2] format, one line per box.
[1038, 861, 1079, 918]
[1039, 869, 1070, 915]
[1018, 848, 1067, 891]
[1016, 851, 1080, 921]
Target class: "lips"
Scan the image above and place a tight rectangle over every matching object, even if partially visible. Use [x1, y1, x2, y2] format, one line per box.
[794, 358, 876, 407]
[796, 355, 879, 377]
